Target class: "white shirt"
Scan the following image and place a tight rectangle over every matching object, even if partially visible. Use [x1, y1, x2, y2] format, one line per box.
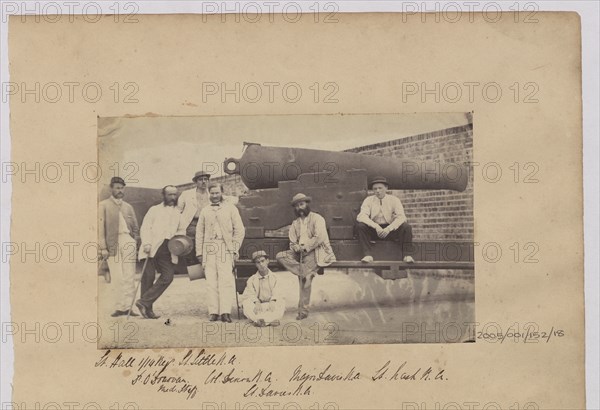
[298, 217, 310, 246]
[357, 194, 407, 231]
[177, 188, 210, 232]
[243, 270, 280, 303]
[139, 203, 182, 259]
[111, 196, 133, 236]
[372, 197, 388, 225]
[117, 211, 130, 235]
[208, 204, 224, 239]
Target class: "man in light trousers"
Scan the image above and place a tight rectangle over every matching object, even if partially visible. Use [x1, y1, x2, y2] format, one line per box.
[196, 182, 245, 323]
[276, 193, 336, 320]
[98, 176, 140, 318]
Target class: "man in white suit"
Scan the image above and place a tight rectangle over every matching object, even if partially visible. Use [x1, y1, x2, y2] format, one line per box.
[196, 182, 245, 323]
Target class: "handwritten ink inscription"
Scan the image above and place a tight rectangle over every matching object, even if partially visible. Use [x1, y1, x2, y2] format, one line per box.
[95, 350, 447, 400]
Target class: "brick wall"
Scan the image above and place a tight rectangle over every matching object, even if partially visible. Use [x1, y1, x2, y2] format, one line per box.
[345, 123, 473, 242]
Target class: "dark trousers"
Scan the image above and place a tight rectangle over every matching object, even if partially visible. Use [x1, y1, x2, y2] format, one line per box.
[140, 240, 175, 307]
[356, 222, 413, 258]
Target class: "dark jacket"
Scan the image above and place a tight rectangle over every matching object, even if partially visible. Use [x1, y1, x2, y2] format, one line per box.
[99, 197, 140, 256]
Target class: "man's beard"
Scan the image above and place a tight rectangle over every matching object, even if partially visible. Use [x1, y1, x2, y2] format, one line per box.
[164, 198, 177, 206]
[113, 192, 124, 199]
[294, 205, 311, 217]
[210, 196, 222, 204]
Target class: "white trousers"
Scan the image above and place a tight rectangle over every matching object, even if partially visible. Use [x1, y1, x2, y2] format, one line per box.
[242, 299, 285, 324]
[204, 240, 236, 315]
[106, 233, 137, 311]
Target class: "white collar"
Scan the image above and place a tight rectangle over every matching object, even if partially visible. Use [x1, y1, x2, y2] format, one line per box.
[257, 270, 272, 279]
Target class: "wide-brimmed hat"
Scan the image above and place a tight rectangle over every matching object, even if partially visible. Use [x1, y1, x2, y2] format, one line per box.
[110, 176, 126, 186]
[290, 193, 312, 206]
[369, 176, 389, 188]
[167, 235, 193, 256]
[251, 250, 268, 262]
[192, 171, 211, 182]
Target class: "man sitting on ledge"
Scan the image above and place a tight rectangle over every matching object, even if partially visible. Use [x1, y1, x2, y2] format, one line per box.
[356, 176, 415, 263]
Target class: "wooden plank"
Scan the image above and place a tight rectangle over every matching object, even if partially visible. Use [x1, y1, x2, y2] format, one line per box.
[234, 260, 474, 275]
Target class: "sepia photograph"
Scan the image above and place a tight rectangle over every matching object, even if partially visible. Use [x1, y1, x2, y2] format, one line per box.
[4, 6, 593, 409]
[97, 112, 474, 348]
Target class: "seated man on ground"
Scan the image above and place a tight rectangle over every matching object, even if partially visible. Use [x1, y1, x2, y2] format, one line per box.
[242, 250, 285, 327]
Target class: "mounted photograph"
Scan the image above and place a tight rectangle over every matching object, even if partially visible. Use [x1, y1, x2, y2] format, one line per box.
[96, 112, 474, 348]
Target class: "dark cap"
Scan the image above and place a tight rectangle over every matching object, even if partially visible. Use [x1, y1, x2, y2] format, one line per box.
[369, 176, 389, 188]
[192, 171, 211, 182]
[110, 176, 126, 186]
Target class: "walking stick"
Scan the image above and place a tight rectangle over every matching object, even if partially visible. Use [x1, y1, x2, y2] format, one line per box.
[299, 243, 306, 289]
[233, 265, 241, 320]
[127, 256, 150, 320]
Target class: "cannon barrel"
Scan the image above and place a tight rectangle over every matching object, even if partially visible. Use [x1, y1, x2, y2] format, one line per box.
[224, 143, 468, 191]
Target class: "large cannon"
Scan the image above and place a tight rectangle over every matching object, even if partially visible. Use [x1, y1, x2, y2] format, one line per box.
[225, 143, 473, 280]
[224, 143, 468, 191]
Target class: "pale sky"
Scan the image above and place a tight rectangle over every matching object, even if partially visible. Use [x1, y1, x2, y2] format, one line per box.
[98, 112, 470, 188]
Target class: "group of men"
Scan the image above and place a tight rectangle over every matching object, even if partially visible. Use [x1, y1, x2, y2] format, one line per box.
[98, 170, 414, 327]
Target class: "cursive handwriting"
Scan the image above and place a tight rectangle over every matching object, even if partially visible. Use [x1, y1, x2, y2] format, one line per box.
[96, 350, 447, 402]
[371, 360, 446, 382]
[179, 349, 237, 367]
[290, 364, 361, 383]
[244, 382, 313, 398]
[95, 350, 135, 369]
[137, 354, 175, 374]
[205, 367, 272, 385]
[157, 382, 198, 400]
